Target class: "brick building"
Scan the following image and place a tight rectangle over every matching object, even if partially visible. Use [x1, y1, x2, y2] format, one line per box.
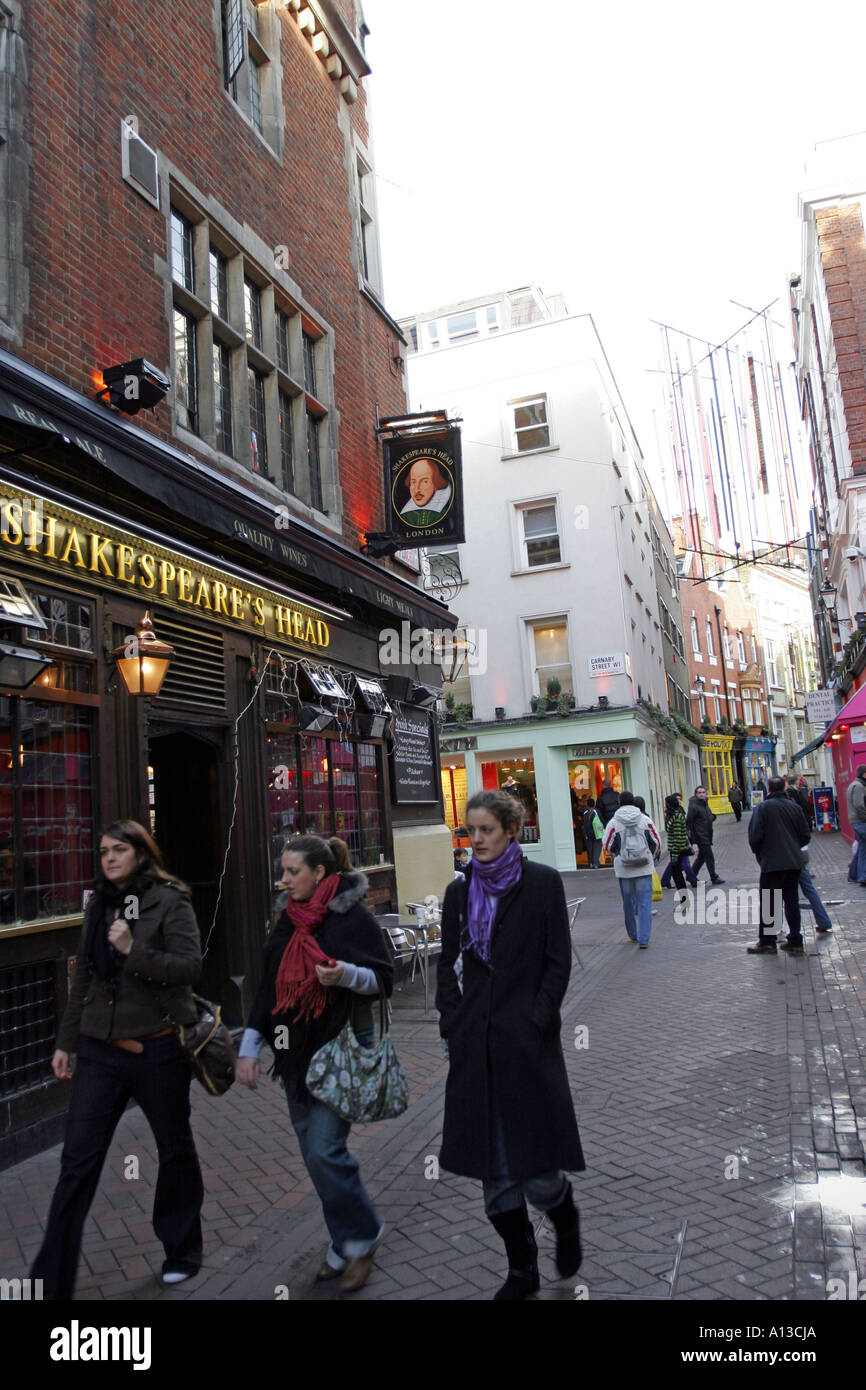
[0, 0, 454, 1165]
[674, 519, 775, 809]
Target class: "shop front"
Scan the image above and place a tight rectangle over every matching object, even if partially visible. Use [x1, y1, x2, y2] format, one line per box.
[822, 682, 866, 842]
[0, 356, 455, 1166]
[440, 709, 701, 870]
[743, 736, 776, 806]
[700, 733, 735, 815]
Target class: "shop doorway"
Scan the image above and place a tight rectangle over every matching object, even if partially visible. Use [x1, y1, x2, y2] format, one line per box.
[147, 730, 224, 1005]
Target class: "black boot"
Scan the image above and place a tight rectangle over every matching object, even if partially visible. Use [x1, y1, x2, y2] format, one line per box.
[488, 1204, 540, 1300]
[547, 1183, 582, 1277]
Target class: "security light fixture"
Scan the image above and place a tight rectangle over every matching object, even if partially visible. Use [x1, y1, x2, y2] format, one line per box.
[112, 611, 174, 696]
[98, 359, 170, 415]
[598, 695, 610, 709]
[0, 574, 54, 690]
[298, 703, 339, 733]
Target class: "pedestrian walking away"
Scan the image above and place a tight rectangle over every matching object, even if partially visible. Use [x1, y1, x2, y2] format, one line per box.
[663, 793, 690, 908]
[435, 790, 584, 1300]
[596, 780, 621, 827]
[603, 791, 662, 947]
[785, 779, 832, 933]
[237, 835, 392, 1293]
[845, 765, 866, 885]
[728, 783, 744, 823]
[31, 820, 205, 1300]
[581, 798, 603, 869]
[686, 785, 725, 884]
[746, 776, 812, 955]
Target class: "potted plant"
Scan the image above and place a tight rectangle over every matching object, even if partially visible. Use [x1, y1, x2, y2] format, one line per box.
[454, 703, 473, 727]
[546, 676, 562, 703]
[530, 694, 540, 714]
[443, 692, 456, 724]
[556, 692, 572, 716]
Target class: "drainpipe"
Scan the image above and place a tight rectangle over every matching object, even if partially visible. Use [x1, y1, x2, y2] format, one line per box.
[714, 605, 733, 724]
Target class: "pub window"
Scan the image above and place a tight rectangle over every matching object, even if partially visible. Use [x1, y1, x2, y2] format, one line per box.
[303, 332, 318, 398]
[213, 342, 234, 456]
[278, 389, 295, 494]
[166, 189, 334, 515]
[248, 367, 268, 473]
[275, 309, 290, 374]
[170, 208, 195, 292]
[307, 410, 324, 512]
[0, 592, 96, 927]
[266, 728, 386, 880]
[173, 308, 199, 434]
[209, 248, 229, 320]
[219, 0, 281, 152]
[244, 278, 263, 349]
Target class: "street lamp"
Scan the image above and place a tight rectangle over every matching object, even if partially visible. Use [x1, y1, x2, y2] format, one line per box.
[112, 611, 174, 696]
[819, 578, 838, 612]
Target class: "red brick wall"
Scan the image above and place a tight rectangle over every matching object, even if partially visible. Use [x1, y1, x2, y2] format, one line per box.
[17, 0, 404, 543]
[815, 202, 866, 477]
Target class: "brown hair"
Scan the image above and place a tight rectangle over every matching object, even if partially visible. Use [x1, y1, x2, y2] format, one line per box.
[282, 834, 352, 875]
[97, 819, 185, 890]
[465, 789, 525, 834]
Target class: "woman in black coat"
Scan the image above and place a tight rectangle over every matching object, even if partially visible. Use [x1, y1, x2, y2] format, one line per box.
[31, 820, 204, 1298]
[436, 790, 585, 1299]
[237, 835, 393, 1293]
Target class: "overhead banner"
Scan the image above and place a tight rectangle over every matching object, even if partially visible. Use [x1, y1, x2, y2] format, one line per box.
[383, 427, 464, 550]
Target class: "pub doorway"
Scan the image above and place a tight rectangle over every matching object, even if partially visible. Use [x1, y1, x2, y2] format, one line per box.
[146, 729, 226, 1009]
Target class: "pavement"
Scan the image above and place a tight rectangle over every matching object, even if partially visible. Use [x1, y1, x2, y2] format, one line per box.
[2, 815, 866, 1305]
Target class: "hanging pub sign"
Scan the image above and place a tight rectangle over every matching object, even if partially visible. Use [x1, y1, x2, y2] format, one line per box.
[380, 414, 465, 552]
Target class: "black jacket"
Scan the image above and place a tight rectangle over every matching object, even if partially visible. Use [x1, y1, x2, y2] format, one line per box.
[748, 792, 811, 872]
[58, 881, 201, 1052]
[435, 858, 584, 1181]
[246, 871, 393, 1097]
[596, 788, 620, 826]
[686, 797, 715, 846]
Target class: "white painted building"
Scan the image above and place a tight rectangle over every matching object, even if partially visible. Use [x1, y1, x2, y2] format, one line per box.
[399, 288, 701, 867]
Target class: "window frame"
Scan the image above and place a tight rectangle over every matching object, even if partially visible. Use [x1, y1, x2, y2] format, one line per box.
[516, 499, 563, 571]
[527, 616, 573, 699]
[166, 189, 334, 516]
[509, 393, 552, 455]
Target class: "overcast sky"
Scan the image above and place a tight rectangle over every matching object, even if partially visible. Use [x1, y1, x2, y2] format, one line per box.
[363, 0, 866, 477]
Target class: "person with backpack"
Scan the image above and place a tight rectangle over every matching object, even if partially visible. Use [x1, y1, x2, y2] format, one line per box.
[581, 798, 603, 869]
[603, 791, 661, 948]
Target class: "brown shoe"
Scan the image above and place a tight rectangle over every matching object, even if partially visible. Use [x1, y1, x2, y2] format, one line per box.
[315, 1260, 343, 1282]
[340, 1252, 375, 1292]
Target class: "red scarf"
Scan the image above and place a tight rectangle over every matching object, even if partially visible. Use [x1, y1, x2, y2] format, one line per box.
[272, 873, 340, 1021]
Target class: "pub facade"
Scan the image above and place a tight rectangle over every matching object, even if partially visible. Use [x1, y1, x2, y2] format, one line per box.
[0, 0, 455, 1165]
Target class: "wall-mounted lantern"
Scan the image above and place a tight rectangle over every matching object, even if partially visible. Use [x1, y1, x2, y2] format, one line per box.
[112, 611, 174, 695]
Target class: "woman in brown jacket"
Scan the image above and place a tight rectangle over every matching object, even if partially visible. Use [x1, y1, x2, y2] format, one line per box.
[31, 820, 204, 1299]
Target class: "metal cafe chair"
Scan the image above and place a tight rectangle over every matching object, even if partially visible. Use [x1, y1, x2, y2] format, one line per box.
[567, 897, 586, 968]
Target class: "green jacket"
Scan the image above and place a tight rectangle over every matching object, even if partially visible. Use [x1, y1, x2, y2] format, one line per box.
[665, 808, 690, 857]
[57, 882, 201, 1052]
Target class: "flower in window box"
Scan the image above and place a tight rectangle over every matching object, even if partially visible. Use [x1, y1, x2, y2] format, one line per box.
[546, 676, 562, 701]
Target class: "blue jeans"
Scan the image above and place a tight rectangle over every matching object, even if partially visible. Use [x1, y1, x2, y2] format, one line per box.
[850, 824, 866, 883]
[798, 865, 831, 929]
[482, 1106, 568, 1217]
[618, 874, 653, 944]
[287, 1090, 382, 1268]
[32, 1034, 203, 1300]
[660, 854, 698, 888]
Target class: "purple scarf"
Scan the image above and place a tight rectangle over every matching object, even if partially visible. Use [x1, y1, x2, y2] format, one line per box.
[465, 839, 524, 965]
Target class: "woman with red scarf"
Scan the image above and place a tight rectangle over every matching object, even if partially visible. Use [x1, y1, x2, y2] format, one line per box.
[436, 790, 585, 1299]
[237, 835, 392, 1292]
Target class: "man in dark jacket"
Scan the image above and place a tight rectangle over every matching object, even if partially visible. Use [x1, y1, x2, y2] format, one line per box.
[728, 784, 744, 822]
[747, 776, 811, 955]
[686, 786, 724, 884]
[596, 782, 620, 826]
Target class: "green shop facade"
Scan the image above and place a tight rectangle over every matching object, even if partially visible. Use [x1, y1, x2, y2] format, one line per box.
[441, 705, 702, 870]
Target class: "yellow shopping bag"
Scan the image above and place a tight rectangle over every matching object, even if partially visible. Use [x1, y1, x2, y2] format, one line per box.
[651, 872, 663, 902]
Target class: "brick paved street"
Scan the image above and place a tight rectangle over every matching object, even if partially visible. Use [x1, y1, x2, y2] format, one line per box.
[2, 815, 865, 1305]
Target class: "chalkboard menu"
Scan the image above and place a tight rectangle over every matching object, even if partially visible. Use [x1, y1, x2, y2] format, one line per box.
[389, 706, 438, 803]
